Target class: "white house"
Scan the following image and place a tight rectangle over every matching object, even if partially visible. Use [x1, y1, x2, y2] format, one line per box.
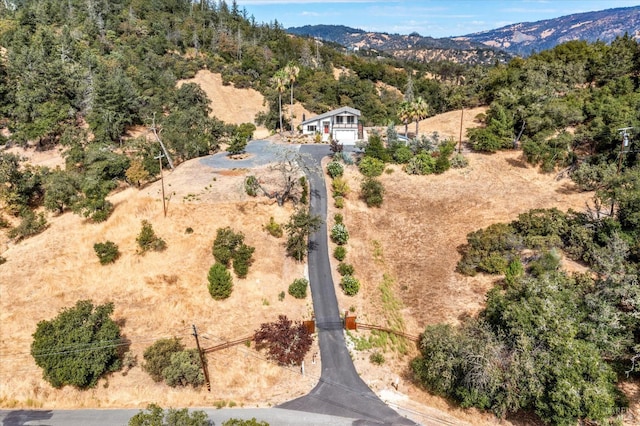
[300, 106, 362, 144]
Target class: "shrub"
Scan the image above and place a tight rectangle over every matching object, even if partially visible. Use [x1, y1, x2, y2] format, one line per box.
[393, 145, 413, 164]
[370, 351, 385, 365]
[142, 337, 185, 382]
[405, 152, 436, 175]
[337, 263, 355, 276]
[331, 223, 350, 245]
[331, 177, 350, 197]
[93, 241, 120, 265]
[8, 209, 47, 241]
[0, 256, 5, 265]
[232, 243, 255, 278]
[185, 227, 194, 234]
[341, 275, 360, 296]
[358, 156, 385, 177]
[361, 178, 385, 207]
[334, 196, 345, 209]
[136, 220, 167, 254]
[129, 404, 210, 426]
[208, 263, 233, 300]
[244, 175, 260, 197]
[227, 134, 248, 155]
[288, 278, 309, 299]
[299, 176, 308, 204]
[451, 153, 469, 168]
[334, 246, 347, 261]
[253, 315, 313, 366]
[212, 227, 244, 266]
[327, 161, 344, 178]
[264, 217, 283, 238]
[31, 300, 122, 389]
[162, 349, 204, 388]
[334, 213, 343, 224]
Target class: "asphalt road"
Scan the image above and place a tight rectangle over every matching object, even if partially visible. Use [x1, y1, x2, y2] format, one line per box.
[0, 142, 417, 426]
[277, 145, 416, 425]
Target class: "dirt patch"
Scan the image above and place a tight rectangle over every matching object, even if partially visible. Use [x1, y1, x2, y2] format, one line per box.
[396, 106, 487, 142]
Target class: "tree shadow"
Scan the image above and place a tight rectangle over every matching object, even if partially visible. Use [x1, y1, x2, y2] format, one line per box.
[2, 410, 53, 426]
[505, 156, 529, 168]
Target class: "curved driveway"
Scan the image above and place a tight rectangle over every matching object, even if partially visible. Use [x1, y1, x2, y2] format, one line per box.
[277, 145, 416, 425]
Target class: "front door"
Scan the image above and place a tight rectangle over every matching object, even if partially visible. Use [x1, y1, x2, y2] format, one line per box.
[323, 121, 330, 134]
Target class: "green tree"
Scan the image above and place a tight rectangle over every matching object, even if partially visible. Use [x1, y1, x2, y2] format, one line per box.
[208, 263, 233, 300]
[136, 220, 167, 254]
[284, 62, 300, 135]
[129, 404, 210, 426]
[93, 241, 120, 265]
[30, 300, 122, 389]
[271, 69, 287, 134]
[43, 169, 80, 214]
[142, 338, 185, 383]
[284, 208, 322, 261]
[162, 349, 205, 388]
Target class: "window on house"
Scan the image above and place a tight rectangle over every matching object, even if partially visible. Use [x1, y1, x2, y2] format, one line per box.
[335, 116, 344, 124]
[307, 125, 317, 133]
[347, 116, 355, 124]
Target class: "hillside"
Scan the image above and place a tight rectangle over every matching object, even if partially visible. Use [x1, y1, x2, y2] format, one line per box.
[458, 5, 640, 56]
[289, 6, 640, 61]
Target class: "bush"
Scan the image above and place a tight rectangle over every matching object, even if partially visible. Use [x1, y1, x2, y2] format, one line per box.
[334, 213, 343, 224]
[129, 404, 210, 426]
[31, 300, 122, 389]
[253, 315, 313, 366]
[232, 243, 255, 278]
[337, 263, 355, 276]
[162, 349, 204, 388]
[263, 217, 283, 238]
[208, 263, 233, 300]
[326, 161, 344, 178]
[244, 175, 260, 197]
[8, 209, 47, 241]
[299, 176, 308, 204]
[212, 227, 245, 267]
[370, 351, 385, 365]
[334, 196, 345, 209]
[361, 178, 385, 207]
[0, 256, 5, 265]
[450, 153, 469, 168]
[142, 337, 185, 382]
[331, 223, 350, 245]
[334, 246, 347, 261]
[341, 275, 360, 296]
[331, 177, 350, 197]
[405, 152, 436, 175]
[358, 156, 385, 177]
[288, 278, 309, 299]
[393, 145, 413, 164]
[136, 220, 167, 254]
[93, 241, 120, 265]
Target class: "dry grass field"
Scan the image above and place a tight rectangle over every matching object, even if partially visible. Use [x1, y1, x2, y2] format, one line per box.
[1, 73, 638, 425]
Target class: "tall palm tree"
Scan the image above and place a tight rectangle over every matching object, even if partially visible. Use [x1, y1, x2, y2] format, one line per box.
[271, 69, 287, 134]
[397, 101, 411, 138]
[284, 62, 300, 135]
[411, 97, 429, 139]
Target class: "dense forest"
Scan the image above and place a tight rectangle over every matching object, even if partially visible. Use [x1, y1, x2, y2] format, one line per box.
[1, 0, 640, 424]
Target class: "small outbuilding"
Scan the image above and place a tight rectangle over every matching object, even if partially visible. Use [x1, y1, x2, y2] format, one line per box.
[300, 106, 362, 144]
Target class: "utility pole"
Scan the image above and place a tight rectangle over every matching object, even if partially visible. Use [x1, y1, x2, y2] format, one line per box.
[150, 113, 174, 170]
[155, 153, 167, 217]
[192, 325, 211, 392]
[458, 107, 464, 153]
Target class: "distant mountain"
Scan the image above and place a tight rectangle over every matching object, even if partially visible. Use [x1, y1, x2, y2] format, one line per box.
[287, 25, 511, 65]
[457, 6, 640, 56]
[287, 6, 640, 62]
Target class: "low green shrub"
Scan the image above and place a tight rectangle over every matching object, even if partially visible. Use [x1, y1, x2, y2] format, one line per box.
[244, 175, 260, 197]
[331, 177, 350, 197]
[327, 161, 344, 178]
[341, 275, 360, 296]
[93, 241, 120, 265]
[288, 278, 309, 299]
[136, 220, 167, 254]
[208, 263, 233, 300]
[334, 246, 347, 261]
[361, 178, 384, 207]
[334, 213, 343, 224]
[8, 209, 47, 241]
[450, 153, 469, 168]
[334, 196, 345, 209]
[337, 263, 355, 276]
[331, 223, 349, 245]
[264, 217, 283, 238]
[358, 156, 385, 177]
[370, 351, 385, 365]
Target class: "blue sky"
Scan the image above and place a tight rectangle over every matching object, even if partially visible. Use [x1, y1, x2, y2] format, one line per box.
[234, 0, 640, 38]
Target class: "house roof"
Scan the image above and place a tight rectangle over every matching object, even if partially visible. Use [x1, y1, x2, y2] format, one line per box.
[301, 106, 361, 126]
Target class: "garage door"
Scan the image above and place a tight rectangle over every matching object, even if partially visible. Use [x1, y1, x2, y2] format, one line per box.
[334, 129, 357, 144]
